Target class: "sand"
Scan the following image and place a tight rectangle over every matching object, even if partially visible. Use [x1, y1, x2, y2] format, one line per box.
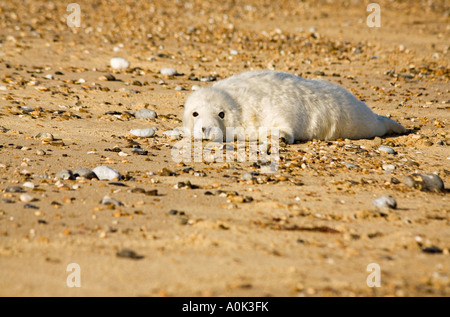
[0, 0, 449, 297]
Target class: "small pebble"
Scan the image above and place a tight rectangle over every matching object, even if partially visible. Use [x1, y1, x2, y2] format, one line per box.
[20, 193, 33, 203]
[160, 67, 178, 76]
[404, 173, 445, 192]
[162, 130, 181, 140]
[345, 162, 359, 169]
[5, 186, 25, 193]
[191, 85, 201, 91]
[116, 248, 144, 259]
[110, 57, 130, 69]
[131, 148, 148, 155]
[129, 187, 146, 194]
[372, 196, 397, 209]
[100, 195, 123, 206]
[74, 168, 97, 179]
[130, 128, 156, 137]
[99, 73, 116, 81]
[92, 166, 121, 181]
[382, 164, 396, 171]
[24, 203, 39, 209]
[422, 246, 443, 254]
[36, 150, 46, 156]
[135, 109, 157, 120]
[35, 132, 54, 141]
[169, 209, 178, 215]
[378, 146, 396, 154]
[23, 182, 35, 189]
[242, 173, 255, 181]
[200, 76, 216, 82]
[145, 189, 158, 196]
[55, 169, 74, 180]
[108, 182, 128, 187]
[175, 85, 186, 91]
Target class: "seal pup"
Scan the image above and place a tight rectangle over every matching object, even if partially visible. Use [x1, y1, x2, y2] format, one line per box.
[182, 70, 406, 144]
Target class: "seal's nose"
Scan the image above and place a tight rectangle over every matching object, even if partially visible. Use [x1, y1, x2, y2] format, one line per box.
[202, 127, 212, 139]
[202, 127, 222, 140]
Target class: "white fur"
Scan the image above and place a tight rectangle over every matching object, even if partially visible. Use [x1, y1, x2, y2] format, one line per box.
[182, 70, 406, 144]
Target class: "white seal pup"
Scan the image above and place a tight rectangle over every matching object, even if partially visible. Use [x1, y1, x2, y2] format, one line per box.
[182, 70, 406, 144]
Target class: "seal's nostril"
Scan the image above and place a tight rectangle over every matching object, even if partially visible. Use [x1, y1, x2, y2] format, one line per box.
[202, 127, 206, 133]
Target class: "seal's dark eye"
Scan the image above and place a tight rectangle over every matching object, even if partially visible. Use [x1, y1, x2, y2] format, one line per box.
[192, 112, 199, 117]
[218, 111, 225, 119]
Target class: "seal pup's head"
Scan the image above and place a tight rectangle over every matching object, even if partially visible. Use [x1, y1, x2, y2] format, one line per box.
[183, 87, 241, 141]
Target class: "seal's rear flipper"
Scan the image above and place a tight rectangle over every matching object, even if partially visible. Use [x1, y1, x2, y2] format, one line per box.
[378, 115, 407, 135]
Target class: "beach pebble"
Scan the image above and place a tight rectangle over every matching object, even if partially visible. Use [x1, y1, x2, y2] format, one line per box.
[23, 182, 35, 189]
[130, 128, 156, 137]
[74, 168, 97, 179]
[378, 146, 396, 154]
[99, 73, 116, 81]
[116, 249, 144, 259]
[191, 85, 201, 91]
[422, 246, 443, 254]
[55, 169, 74, 180]
[24, 203, 39, 209]
[34, 132, 54, 141]
[20, 193, 34, 203]
[382, 164, 396, 171]
[5, 186, 25, 193]
[110, 57, 130, 69]
[135, 108, 157, 120]
[175, 85, 186, 91]
[345, 162, 359, 169]
[36, 150, 46, 156]
[242, 173, 255, 181]
[200, 76, 216, 82]
[100, 195, 123, 206]
[372, 196, 397, 209]
[404, 173, 445, 192]
[162, 130, 181, 140]
[20, 106, 33, 113]
[160, 67, 178, 76]
[131, 148, 148, 155]
[92, 166, 121, 181]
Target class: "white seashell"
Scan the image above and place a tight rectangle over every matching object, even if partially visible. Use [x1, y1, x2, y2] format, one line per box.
[130, 128, 156, 137]
[110, 57, 130, 69]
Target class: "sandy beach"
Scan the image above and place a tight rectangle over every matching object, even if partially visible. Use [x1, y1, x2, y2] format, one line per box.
[0, 0, 449, 296]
